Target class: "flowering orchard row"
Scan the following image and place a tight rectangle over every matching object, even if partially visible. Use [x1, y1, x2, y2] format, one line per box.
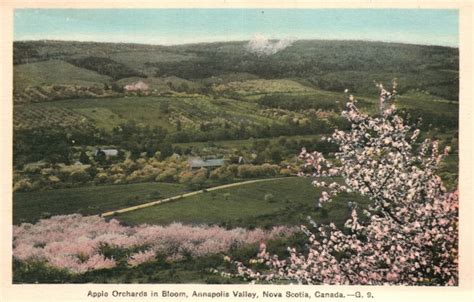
[13, 214, 295, 274]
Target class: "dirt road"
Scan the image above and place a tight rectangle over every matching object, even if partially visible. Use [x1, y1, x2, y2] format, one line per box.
[102, 177, 291, 217]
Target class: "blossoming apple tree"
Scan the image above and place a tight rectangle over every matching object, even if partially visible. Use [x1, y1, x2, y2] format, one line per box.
[234, 82, 458, 285]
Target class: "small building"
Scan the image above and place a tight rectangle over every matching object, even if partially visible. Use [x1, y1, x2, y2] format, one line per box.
[188, 158, 225, 170]
[123, 81, 149, 92]
[94, 148, 119, 159]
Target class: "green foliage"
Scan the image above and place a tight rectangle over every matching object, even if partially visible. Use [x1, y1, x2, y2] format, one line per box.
[229, 243, 259, 262]
[110, 121, 169, 158]
[66, 56, 146, 80]
[13, 260, 73, 283]
[259, 94, 340, 111]
[13, 42, 42, 65]
[395, 94, 458, 131]
[14, 127, 72, 165]
[13, 252, 248, 284]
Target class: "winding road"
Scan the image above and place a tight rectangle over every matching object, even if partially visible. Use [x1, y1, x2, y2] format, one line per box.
[101, 177, 291, 217]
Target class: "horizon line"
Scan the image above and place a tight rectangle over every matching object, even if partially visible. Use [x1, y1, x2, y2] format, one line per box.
[12, 37, 459, 49]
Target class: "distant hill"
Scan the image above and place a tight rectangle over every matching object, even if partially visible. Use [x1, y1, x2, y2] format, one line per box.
[13, 39, 458, 101]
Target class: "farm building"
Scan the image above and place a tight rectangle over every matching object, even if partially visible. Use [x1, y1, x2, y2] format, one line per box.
[123, 80, 149, 92]
[188, 158, 225, 170]
[94, 148, 119, 159]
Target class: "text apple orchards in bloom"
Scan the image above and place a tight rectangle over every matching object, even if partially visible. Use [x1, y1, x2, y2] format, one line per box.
[233, 82, 458, 285]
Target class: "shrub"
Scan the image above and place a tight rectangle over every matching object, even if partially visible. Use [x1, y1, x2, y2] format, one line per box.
[156, 168, 178, 182]
[13, 178, 33, 192]
[264, 193, 276, 203]
[66, 56, 146, 80]
[70, 170, 90, 183]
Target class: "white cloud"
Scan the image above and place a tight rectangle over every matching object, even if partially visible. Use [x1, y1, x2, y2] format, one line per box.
[245, 34, 297, 55]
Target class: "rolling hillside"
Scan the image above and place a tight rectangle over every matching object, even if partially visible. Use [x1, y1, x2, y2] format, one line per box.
[12, 39, 459, 226]
[14, 60, 112, 89]
[14, 39, 459, 101]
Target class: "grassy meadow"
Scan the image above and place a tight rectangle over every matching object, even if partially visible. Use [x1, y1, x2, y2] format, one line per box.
[13, 182, 188, 224]
[116, 177, 371, 229]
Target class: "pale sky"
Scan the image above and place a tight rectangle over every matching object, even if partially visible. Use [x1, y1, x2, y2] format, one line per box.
[14, 9, 459, 47]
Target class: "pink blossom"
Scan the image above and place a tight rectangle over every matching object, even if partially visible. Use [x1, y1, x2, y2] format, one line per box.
[13, 215, 296, 273]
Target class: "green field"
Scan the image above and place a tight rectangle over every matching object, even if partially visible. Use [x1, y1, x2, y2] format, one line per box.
[213, 79, 315, 95]
[13, 86, 458, 136]
[14, 60, 112, 89]
[13, 182, 188, 225]
[14, 94, 279, 132]
[117, 177, 371, 229]
[13, 176, 371, 230]
[16, 96, 179, 131]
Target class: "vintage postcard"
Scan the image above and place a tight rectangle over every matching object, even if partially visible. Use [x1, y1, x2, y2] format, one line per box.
[1, 1, 473, 301]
